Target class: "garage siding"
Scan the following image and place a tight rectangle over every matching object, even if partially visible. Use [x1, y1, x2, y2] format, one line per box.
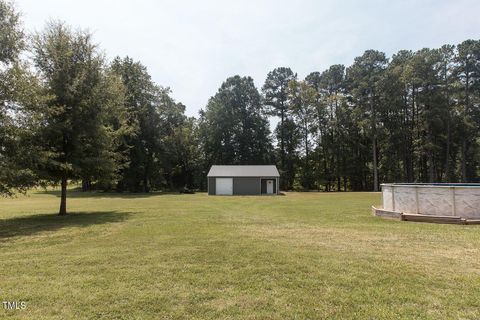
[233, 177, 261, 195]
[208, 177, 216, 195]
[208, 176, 278, 195]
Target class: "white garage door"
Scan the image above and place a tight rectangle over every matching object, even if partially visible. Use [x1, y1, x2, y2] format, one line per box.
[216, 178, 233, 195]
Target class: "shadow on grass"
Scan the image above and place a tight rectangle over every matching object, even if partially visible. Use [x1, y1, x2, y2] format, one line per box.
[38, 190, 198, 199]
[0, 211, 131, 239]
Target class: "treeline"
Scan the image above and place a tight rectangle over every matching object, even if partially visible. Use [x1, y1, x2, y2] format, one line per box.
[198, 44, 480, 192]
[261, 45, 480, 191]
[0, 1, 196, 214]
[1, 0, 480, 215]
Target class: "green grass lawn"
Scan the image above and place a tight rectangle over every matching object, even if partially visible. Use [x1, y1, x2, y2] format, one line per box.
[0, 191, 479, 319]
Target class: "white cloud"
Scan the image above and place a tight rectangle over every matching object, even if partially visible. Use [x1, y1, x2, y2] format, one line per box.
[15, 0, 480, 117]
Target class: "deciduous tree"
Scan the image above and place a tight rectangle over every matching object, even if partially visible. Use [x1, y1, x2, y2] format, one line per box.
[199, 75, 272, 167]
[32, 22, 127, 215]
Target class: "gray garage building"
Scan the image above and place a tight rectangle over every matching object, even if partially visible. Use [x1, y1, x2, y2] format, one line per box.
[207, 165, 280, 195]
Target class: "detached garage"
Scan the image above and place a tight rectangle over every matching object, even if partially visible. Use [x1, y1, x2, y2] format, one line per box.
[207, 165, 280, 195]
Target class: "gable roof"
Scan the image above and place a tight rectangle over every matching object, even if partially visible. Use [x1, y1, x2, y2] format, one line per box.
[207, 165, 280, 177]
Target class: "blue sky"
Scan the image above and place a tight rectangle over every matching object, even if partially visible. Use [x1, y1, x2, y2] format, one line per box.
[15, 0, 480, 117]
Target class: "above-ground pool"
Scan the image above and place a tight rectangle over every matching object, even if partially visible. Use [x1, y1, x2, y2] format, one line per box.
[374, 183, 480, 223]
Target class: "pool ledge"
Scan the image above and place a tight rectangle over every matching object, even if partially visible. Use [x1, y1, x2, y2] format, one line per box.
[372, 206, 480, 225]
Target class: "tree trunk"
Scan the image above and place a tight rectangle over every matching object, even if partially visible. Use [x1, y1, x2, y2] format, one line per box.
[461, 139, 467, 182]
[334, 93, 341, 192]
[143, 153, 150, 193]
[373, 137, 378, 191]
[304, 122, 309, 189]
[428, 153, 435, 183]
[461, 66, 470, 182]
[82, 179, 92, 192]
[370, 88, 379, 192]
[445, 113, 451, 182]
[410, 85, 416, 182]
[280, 109, 285, 171]
[443, 59, 451, 183]
[59, 176, 67, 216]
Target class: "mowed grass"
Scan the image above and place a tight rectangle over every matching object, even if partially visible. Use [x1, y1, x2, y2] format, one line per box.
[0, 191, 479, 319]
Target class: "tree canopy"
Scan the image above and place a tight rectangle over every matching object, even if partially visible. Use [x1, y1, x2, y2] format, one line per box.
[1, 0, 480, 206]
[0, 0, 38, 196]
[198, 75, 272, 167]
[31, 21, 128, 214]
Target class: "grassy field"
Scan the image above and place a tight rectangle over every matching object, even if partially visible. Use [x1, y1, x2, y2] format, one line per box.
[0, 190, 479, 319]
